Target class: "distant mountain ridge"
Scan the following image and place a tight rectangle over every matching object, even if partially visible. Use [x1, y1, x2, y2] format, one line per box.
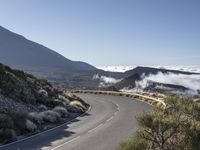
[124, 66, 199, 76]
[0, 26, 96, 72]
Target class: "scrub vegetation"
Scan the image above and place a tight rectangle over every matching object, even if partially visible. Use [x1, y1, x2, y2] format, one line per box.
[118, 94, 200, 150]
[0, 63, 89, 144]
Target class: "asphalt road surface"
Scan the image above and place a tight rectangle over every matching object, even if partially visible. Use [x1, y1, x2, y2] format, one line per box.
[0, 94, 151, 150]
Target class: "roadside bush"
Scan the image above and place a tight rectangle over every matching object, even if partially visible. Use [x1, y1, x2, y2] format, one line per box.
[47, 99, 65, 108]
[38, 89, 48, 97]
[118, 133, 147, 150]
[118, 95, 200, 150]
[38, 104, 48, 111]
[39, 110, 61, 123]
[0, 128, 17, 143]
[7, 109, 28, 135]
[53, 106, 69, 118]
[0, 114, 16, 143]
[58, 95, 70, 104]
[66, 105, 83, 113]
[28, 112, 43, 124]
[0, 113, 14, 129]
[25, 119, 37, 132]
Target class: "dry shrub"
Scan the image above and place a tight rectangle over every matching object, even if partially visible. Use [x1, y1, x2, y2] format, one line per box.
[53, 106, 69, 118]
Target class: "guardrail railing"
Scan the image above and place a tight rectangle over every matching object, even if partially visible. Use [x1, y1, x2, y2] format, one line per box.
[71, 90, 166, 109]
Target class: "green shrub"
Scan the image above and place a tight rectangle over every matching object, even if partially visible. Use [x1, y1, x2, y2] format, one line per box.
[7, 109, 28, 135]
[118, 133, 147, 150]
[38, 105, 48, 111]
[28, 112, 44, 124]
[53, 106, 69, 118]
[39, 110, 61, 123]
[58, 95, 70, 104]
[0, 113, 14, 129]
[25, 120, 37, 132]
[0, 128, 17, 143]
[118, 95, 200, 150]
[0, 114, 16, 143]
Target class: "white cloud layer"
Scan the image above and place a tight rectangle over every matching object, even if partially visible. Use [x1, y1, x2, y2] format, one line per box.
[125, 72, 200, 95]
[142, 72, 200, 91]
[93, 74, 122, 87]
[97, 66, 135, 72]
[97, 66, 200, 73]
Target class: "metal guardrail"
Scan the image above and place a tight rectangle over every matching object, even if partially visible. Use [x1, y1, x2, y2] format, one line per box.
[71, 90, 166, 109]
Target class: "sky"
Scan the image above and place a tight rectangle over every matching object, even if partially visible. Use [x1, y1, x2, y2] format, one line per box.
[0, 0, 199, 66]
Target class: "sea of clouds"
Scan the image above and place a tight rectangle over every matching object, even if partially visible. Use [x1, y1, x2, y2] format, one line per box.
[97, 66, 136, 72]
[134, 72, 200, 94]
[97, 66, 200, 73]
[97, 66, 200, 94]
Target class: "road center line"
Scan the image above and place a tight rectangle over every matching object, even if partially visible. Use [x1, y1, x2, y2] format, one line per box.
[106, 116, 114, 122]
[51, 136, 81, 150]
[88, 123, 104, 133]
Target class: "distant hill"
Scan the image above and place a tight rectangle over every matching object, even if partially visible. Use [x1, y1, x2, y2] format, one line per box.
[0, 26, 96, 72]
[144, 81, 189, 92]
[124, 66, 199, 76]
[113, 73, 141, 90]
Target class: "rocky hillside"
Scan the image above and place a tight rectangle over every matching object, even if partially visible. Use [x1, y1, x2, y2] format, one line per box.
[0, 63, 89, 144]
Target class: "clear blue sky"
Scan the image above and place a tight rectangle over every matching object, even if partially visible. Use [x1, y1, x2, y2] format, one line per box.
[0, 0, 199, 66]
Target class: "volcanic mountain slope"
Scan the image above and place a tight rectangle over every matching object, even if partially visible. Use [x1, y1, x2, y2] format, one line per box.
[0, 26, 96, 72]
[0, 26, 105, 88]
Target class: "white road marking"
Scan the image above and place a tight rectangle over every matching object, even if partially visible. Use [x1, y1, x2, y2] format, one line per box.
[106, 116, 114, 122]
[88, 123, 104, 133]
[51, 136, 81, 150]
[116, 104, 119, 108]
[116, 104, 120, 111]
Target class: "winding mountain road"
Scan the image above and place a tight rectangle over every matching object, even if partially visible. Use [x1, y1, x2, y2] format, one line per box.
[0, 94, 150, 150]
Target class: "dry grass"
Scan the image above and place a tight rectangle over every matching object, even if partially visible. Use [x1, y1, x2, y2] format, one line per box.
[70, 100, 86, 109]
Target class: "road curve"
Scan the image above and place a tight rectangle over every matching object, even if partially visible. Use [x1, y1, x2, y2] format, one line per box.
[0, 94, 151, 150]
